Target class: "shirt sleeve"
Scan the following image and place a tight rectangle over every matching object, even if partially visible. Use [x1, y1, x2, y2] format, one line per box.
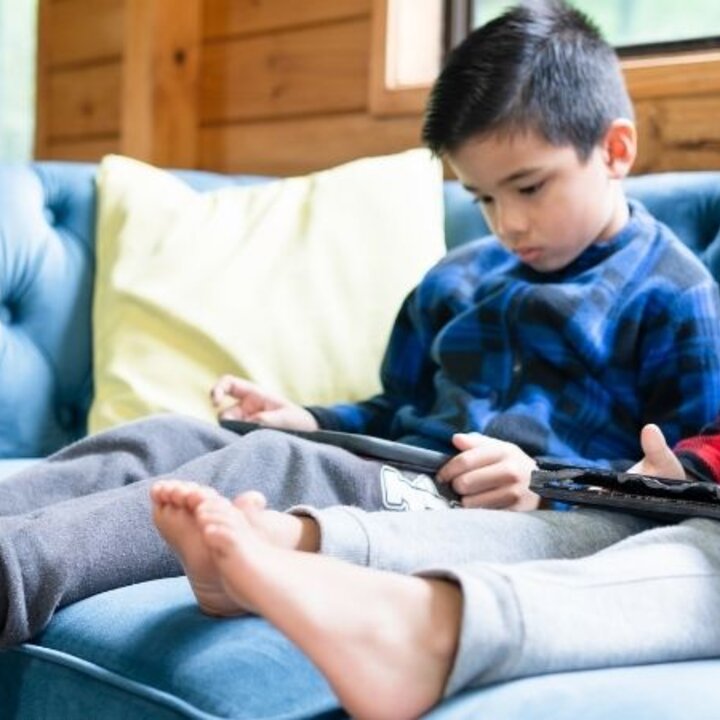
[674, 419, 720, 484]
[637, 279, 720, 462]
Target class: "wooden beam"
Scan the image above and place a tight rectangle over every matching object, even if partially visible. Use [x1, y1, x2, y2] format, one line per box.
[121, 0, 201, 168]
[204, 0, 370, 40]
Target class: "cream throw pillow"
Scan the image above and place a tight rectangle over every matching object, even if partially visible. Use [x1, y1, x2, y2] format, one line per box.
[88, 151, 445, 433]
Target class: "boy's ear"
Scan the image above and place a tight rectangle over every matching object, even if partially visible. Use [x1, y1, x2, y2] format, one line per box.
[602, 119, 637, 178]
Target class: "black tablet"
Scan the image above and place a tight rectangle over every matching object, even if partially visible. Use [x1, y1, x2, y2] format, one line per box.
[531, 464, 720, 521]
[219, 419, 452, 475]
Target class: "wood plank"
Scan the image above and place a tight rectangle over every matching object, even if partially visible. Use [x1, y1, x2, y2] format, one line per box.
[650, 147, 720, 172]
[624, 52, 720, 101]
[198, 112, 424, 176]
[47, 63, 122, 139]
[632, 102, 656, 174]
[46, 0, 124, 67]
[658, 95, 720, 145]
[40, 136, 120, 162]
[633, 97, 720, 173]
[204, 0, 370, 39]
[200, 19, 371, 123]
[121, 0, 201, 168]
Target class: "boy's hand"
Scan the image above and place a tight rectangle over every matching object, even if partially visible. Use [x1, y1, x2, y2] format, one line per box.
[437, 433, 540, 511]
[628, 424, 686, 480]
[210, 375, 319, 431]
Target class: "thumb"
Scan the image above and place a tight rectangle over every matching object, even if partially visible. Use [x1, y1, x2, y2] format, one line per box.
[634, 424, 685, 480]
[639, 424, 673, 464]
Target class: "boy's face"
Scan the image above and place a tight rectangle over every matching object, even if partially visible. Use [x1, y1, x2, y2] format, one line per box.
[447, 129, 630, 272]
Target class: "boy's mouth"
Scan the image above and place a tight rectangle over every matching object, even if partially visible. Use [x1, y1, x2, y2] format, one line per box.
[516, 247, 542, 263]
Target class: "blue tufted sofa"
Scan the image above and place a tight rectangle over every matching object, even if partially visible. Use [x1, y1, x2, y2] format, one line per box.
[2, 161, 720, 719]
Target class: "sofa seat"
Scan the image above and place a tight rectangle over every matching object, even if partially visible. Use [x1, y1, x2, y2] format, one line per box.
[0, 578, 341, 720]
[2, 575, 719, 719]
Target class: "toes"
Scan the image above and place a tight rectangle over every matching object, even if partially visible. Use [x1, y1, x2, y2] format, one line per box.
[203, 523, 239, 556]
[233, 491, 267, 512]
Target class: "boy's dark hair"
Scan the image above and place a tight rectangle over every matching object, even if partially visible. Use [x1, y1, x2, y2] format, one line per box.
[422, 0, 633, 159]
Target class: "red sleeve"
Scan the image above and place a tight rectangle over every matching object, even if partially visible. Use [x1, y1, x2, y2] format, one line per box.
[675, 419, 720, 484]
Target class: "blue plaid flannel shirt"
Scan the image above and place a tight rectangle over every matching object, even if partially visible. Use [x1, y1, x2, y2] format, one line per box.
[309, 201, 720, 467]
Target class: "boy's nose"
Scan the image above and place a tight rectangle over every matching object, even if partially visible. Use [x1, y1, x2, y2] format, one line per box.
[494, 203, 527, 245]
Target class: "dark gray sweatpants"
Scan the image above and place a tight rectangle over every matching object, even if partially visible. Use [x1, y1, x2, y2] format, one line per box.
[0, 415, 393, 645]
[0, 414, 653, 648]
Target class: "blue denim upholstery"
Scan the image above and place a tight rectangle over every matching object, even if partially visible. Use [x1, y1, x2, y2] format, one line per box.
[1, 162, 720, 718]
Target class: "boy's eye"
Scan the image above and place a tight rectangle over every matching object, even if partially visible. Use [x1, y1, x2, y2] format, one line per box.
[473, 195, 493, 205]
[518, 181, 544, 196]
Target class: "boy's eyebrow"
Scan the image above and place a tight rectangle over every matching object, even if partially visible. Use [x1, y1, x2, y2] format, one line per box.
[499, 167, 543, 185]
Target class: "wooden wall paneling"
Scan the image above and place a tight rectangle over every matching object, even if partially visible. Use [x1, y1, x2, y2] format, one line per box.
[204, 0, 370, 39]
[198, 112, 424, 176]
[121, 0, 202, 168]
[653, 95, 720, 171]
[47, 63, 122, 139]
[200, 19, 371, 123]
[634, 96, 720, 173]
[46, 0, 124, 66]
[34, 0, 51, 158]
[624, 52, 720, 100]
[659, 95, 720, 147]
[632, 101, 661, 174]
[42, 136, 121, 162]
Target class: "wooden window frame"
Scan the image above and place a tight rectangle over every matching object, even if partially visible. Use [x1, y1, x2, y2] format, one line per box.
[370, 0, 720, 117]
[369, 0, 440, 116]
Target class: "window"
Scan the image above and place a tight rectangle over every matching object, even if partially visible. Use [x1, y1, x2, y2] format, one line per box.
[0, 0, 38, 161]
[468, 0, 720, 55]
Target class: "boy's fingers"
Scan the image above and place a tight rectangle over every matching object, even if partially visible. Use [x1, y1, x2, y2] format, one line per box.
[438, 433, 506, 483]
[633, 423, 685, 480]
[639, 423, 672, 464]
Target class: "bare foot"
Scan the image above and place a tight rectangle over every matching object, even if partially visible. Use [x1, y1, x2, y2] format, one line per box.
[231, 491, 320, 552]
[194, 496, 462, 720]
[151, 480, 252, 616]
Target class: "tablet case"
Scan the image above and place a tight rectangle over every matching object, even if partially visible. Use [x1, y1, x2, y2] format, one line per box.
[531, 464, 720, 521]
[219, 419, 452, 475]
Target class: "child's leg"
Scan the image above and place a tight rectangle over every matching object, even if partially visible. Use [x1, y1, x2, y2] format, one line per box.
[435, 517, 720, 694]
[193, 492, 463, 720]
[171, 491, 720, 718]
[0, 430, 385, 646]
[0, 414, 236, 515]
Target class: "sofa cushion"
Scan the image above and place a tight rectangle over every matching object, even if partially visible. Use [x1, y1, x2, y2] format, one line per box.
[0, 578, 342, 719]
[89, 152, 445, 432]
[4, 576, 720, 719]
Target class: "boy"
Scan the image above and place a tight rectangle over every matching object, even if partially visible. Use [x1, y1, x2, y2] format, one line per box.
[0, 0, 719, 652]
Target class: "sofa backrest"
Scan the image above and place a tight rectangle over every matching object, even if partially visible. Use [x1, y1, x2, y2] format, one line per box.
[1, 161, 719, 458]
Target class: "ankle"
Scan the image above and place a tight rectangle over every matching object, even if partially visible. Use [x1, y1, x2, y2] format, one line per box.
[256, 511, 320, 552]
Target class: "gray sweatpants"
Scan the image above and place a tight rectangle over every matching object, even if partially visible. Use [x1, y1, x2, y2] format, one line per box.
[0, 415, 394, 644]
[0, 411, 696, 692]
[300, 504, 720, 694]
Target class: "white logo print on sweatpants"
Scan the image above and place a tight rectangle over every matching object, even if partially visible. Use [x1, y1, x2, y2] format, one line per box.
[380, 465, 459, 510]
